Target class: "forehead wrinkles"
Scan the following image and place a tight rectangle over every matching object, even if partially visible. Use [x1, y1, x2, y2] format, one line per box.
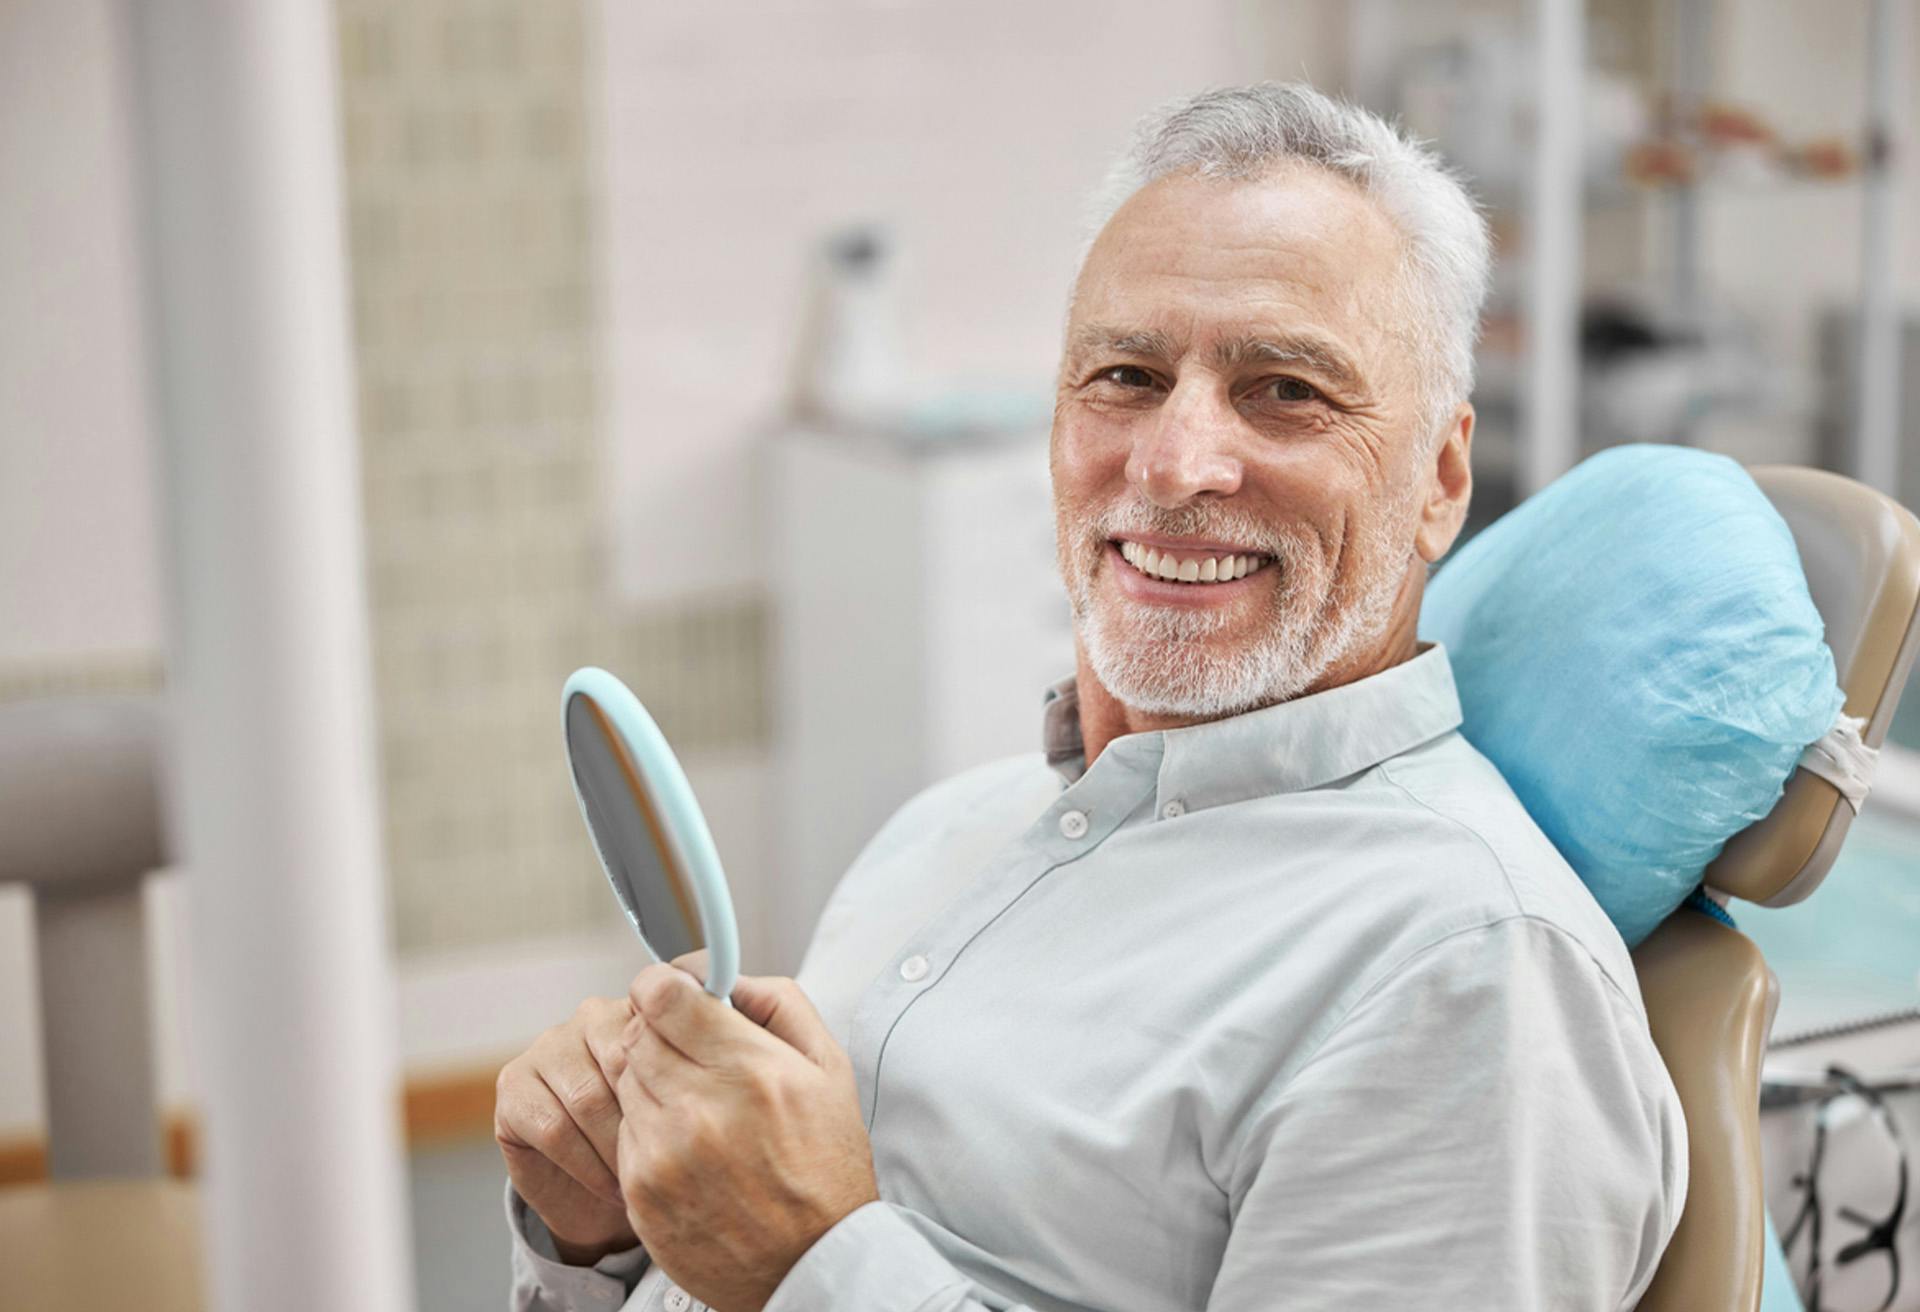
[1073, 268, 1400, 385]
[1069, 168, 1424, 395]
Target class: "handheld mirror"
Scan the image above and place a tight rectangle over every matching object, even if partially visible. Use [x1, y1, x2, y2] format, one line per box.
[562, 667, 739, 1000]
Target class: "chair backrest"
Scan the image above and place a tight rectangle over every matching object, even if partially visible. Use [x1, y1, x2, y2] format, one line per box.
[1632, 467, 1920, 1311]
[0, 696, 171, 1177]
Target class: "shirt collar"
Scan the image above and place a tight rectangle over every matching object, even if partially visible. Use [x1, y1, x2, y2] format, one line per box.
[1041, 675, 1087, 779]
[1040, 643, 1462, 811]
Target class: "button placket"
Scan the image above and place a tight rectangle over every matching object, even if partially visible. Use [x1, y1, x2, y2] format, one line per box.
[848, 745, 1160, 1126]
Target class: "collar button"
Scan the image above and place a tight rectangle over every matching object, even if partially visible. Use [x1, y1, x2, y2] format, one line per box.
[1161, 799, 1186, 819]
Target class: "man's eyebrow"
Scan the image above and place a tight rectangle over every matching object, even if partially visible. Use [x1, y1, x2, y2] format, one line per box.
[1066, 325, 1368, 395]
[1212, 333, 1367, 394]
[1066, 325, 1182, 364]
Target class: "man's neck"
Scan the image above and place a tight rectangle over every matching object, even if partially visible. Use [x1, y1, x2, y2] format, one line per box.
[1074, 581, 1424, 767]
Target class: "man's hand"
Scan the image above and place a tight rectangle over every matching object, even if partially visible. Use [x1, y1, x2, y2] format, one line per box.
[494, 996, 639, 1266]
[613, 963, 880, 1312]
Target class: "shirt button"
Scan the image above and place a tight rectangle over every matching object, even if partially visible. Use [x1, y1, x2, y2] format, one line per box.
[665, 1289, 692, 1312]
[899, 953, 930, 982]
[1058, 808, 1090, 839]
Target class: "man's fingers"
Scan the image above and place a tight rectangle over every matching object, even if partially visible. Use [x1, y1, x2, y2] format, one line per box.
[578, 999, 636, 1103]
[550, 1035, 624, 1175]
[668, 948, 710, 982]
[621, 1011, 700, 1096]
[614, 1031, 665, 1115]
[499, 1138, 613, 1220]
[728, 974, 839, 1066]
[497, 1074, 624, 1206]
[551, 997, 636, 1171]
[628, 962, 757, 1065]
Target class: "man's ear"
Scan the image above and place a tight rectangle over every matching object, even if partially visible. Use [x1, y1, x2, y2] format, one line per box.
[1413, 402, 1474, 565]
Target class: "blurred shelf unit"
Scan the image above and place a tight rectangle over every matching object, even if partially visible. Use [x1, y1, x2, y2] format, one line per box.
[765, 423, 1074, 966]
[1369, 0, 1910, 506]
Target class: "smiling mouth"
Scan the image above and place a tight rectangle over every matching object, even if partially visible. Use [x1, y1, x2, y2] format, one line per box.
[1112, 539, 1274, 584]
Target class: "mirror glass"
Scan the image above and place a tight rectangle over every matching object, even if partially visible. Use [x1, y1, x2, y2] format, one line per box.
[564, 690, 703, 962]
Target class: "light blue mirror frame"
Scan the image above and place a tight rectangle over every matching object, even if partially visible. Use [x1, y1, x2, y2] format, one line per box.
[561, 666, 740, 1000]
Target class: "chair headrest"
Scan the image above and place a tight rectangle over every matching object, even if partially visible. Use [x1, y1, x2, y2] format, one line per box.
[1705, 466, 1920, 906]
[1421, 445, 1849, 945]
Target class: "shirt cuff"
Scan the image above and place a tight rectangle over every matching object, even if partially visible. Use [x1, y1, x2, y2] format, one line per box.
[504, 1182, 648, 1311]
[765, 1201, 970, 1312]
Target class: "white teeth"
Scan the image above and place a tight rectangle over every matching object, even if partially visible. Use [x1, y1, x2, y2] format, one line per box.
[1118, 541, 1268, 584]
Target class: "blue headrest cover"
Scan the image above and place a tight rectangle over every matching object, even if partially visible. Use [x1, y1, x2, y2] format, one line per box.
[1420, 445, 1846, 946]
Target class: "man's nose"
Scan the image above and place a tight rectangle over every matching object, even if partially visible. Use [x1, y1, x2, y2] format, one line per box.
[1124, 380, 1245, 508]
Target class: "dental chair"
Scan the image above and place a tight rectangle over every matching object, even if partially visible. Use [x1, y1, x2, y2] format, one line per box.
[0, 695, 171, 1177]
[1630, 467, 1920, 1311]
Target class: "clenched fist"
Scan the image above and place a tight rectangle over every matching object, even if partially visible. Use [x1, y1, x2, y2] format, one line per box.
[494, 995, 639, 1265]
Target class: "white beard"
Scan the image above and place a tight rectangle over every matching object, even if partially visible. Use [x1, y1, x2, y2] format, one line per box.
[1059, 497, 1408, 718]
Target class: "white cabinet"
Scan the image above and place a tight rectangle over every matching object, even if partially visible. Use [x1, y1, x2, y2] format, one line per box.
[766, 425, 1074, 967]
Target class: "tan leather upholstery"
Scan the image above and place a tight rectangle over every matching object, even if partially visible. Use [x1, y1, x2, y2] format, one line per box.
[1631, 911, 1778, 1311]
[1634, 468, 1920, 1311]
[1705, 467, 1920, 906]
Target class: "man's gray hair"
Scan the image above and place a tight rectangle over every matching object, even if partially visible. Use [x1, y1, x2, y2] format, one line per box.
[1081, 82, 1493, 434]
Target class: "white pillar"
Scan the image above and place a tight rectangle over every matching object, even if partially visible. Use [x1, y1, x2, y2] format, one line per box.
[122, 5, 414, 1310]
[1522, 0, 1586, 494]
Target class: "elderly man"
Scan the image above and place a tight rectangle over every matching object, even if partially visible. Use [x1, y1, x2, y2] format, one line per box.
[496, 83, 1687, 1312]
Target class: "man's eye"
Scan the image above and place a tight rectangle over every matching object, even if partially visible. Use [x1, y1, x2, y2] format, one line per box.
[1097, 365, 1157, 389]
[1266, 376, 1320, 403]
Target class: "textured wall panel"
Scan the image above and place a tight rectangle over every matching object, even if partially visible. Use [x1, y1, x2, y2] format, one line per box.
[335, 0, 767, 952]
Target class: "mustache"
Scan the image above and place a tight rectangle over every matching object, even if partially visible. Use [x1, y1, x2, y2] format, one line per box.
[1081, 498, 1295, 557]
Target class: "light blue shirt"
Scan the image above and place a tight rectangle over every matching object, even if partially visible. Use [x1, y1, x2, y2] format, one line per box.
[510, 644, 1687, 1311]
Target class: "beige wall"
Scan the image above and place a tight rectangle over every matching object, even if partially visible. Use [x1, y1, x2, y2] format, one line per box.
[0, 0, 162, 668]
[595, 0, 1327, 604]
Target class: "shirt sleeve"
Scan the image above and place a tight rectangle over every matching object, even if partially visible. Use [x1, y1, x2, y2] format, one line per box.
[768, 916, 1686, 1312]
[505, 1182, 650, 1312]
[764, 1201, 994, 1311]
[1205, 914, 1688, 1311]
